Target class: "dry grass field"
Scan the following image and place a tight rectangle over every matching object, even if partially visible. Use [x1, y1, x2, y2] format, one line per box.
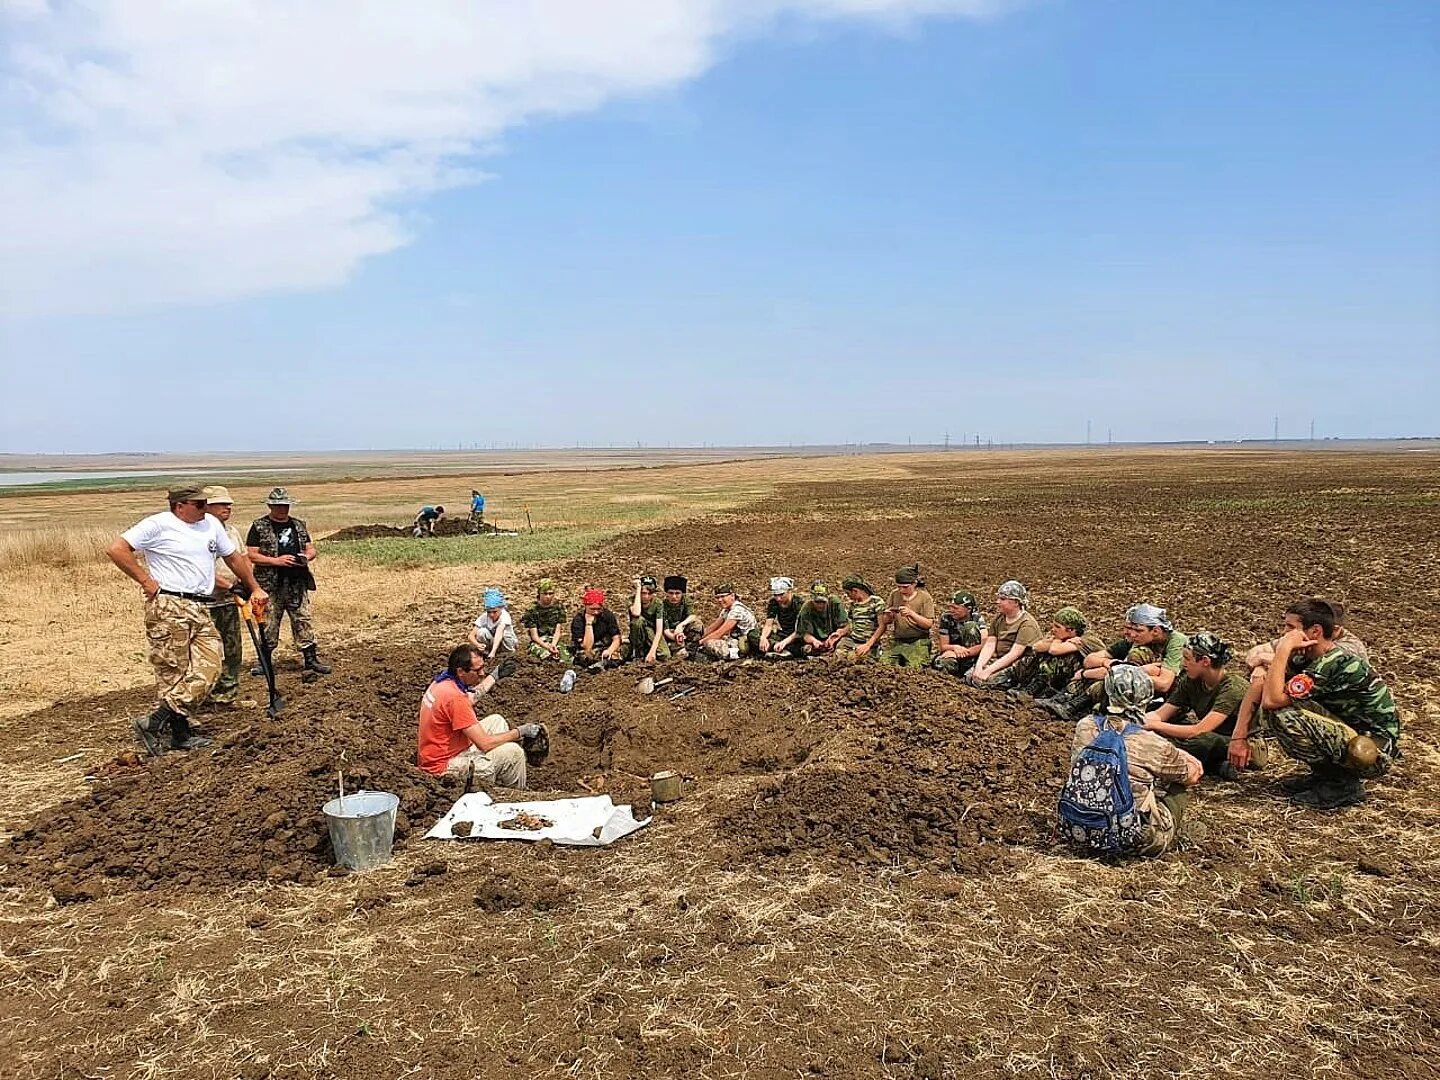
[1, 447, 1437, 1080]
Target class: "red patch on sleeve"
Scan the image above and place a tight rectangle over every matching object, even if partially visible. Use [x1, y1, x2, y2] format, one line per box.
[1286, 672, 1315, 700]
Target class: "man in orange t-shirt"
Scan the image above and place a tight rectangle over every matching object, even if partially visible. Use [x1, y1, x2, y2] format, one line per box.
[417, 644, 534, 788]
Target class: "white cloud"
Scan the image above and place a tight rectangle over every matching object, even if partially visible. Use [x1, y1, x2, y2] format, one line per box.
[0, 0, 1009, 318]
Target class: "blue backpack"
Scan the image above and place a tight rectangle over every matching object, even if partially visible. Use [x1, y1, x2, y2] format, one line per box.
[1058, 717, 1148, 855]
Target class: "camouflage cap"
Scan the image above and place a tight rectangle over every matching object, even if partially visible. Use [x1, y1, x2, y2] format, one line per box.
[536, 577, 558, 595]
[167, 483, 207, 503]
[265, 486, 293, 506]
[996, 579, 1028, 605]
[200, 485, 233, 505]
[894, 565, 920, 585]
[639, 575, 658, 589]
[841, 575, 874, 595]
[1052, 606, 1087, 633]
[811, 582, 831, 601]
[1185, 631, 1232, 666]
[713, 583, 735, 596]
[950, 590, 977, 609]
[1104, 665, 1154, 714]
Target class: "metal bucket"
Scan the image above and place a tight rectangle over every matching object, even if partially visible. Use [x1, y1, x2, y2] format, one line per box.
[651, 770, 684, 803]
[322, 790, 400, 871]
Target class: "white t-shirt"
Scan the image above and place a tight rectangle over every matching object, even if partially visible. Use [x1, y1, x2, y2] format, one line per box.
[472, 608, 519, 650]
[121, 511, 236, 595]
[726, 600, 759, 638]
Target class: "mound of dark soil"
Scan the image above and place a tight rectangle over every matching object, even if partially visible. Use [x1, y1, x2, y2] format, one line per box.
[323, 523, 409, 540]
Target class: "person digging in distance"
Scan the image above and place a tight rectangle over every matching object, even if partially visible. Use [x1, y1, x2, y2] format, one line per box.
[759, 577, 805, 659]
[660, 575, 702, 659]
[874, 565, 936, 667]
[571, 588, 624, 670]
[1245, 598, 1400, 810]
[416, 644, 535, 789]
[521, 578, 570, 662]
[107, 484, 267, 756]
[246, 487, 331, 676]
[796, 582, 849, 657]
[200, 485, 251, 707]
[931, 590, 986, 678]
[628, 576, 669, 663]
[967, 580, 1042, 689]
[697, 584, 760, 660]
[413, 503, 445, 538]
[1141, 632, 1251, 780]
[837, 576, 886, 660]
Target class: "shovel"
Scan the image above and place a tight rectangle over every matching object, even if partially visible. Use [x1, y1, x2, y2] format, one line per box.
[637, 676, 674, 696]
[238, 597, 284, 717]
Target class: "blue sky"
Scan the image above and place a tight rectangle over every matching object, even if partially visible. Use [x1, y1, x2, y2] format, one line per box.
[1, 0, 1436, 452]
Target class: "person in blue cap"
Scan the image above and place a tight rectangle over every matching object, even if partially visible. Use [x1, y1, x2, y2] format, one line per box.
[468, 586, 519, 674]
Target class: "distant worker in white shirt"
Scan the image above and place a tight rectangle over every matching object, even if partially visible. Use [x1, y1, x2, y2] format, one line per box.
[107, 484, 268, 756]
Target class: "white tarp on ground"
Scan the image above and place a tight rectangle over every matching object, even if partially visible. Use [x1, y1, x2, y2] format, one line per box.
[425, 793, 650, 847]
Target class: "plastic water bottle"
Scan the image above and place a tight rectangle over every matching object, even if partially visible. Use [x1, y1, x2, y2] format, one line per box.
[559, 669, 576, 694]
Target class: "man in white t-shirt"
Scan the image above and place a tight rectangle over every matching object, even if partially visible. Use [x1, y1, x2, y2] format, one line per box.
[107, 484, 267, 756]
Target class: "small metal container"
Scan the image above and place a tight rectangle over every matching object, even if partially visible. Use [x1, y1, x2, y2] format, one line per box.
[650, 770, 683, 803]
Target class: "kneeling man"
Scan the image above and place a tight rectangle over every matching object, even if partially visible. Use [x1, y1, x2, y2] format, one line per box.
[417, 644, 537, 788]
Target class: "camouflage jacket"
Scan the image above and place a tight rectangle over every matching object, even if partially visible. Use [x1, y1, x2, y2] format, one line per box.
[1286, 648, 1401, 744]
[245, 515, 316, 592]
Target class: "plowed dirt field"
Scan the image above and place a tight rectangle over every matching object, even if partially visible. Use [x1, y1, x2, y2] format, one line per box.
[1, 449, 1436, 1080]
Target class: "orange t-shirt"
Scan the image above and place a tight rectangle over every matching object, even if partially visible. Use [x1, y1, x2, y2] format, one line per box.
[417, 678, 478, 774]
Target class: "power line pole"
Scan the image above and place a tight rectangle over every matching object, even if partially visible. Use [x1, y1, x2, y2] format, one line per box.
[1273, 416, 1279, 443]
[1310, 418, 1316, 442]
[1086, 419, 1092, 446]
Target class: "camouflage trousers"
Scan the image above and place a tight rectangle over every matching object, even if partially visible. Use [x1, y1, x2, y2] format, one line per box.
[1138, 789, 1189, 858]
[627, 625, 672, 662]
[1034, 653, 1085, 693]
[701, 630, 759, 661]
[969, 653, 1039, 690]
[1260, 703, 1394, 779]
[932, 651, 977, 677]
[835, 636, 874, 660]
[527, 640, 573, 663]
[145, 594, 222, 717]
[208, 602, 245, 703]
[263, 580, 317, 651]
[1084, 646, 1160, 703]
[881, 638, 932, 668]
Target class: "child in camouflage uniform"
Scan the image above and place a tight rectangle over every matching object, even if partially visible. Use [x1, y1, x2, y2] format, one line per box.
[660, 575, 702, 658]
[1017, 606, 1106, 698]
[1251, 598, 1400, 809]
[932, 591, 985, 677]
[521, 579, 570, 662]
[838, 576, 886, 660]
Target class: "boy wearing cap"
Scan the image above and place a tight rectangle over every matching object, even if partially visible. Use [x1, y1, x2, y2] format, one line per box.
[571, 589, 623, 669]
[698, 585, 760, 660]
[469, 588, 519, 669]
[629, 576, 669, 663]
[796, 582, 849, 656]
[660, 576, 701, 658]
[1020, 607, 1106, 698]
[1069, 667, 1204, 857]
[201, 486, 249, 705]
[932, 592, 986, 677]
[521, 579, 570, 662]
[759, 577, 805, 659]
[968, 581, 1043, 688]
[1142, 632, 1250, 779]
[838, 577, 886, 659]
[875, 565, 937, 668]
[246, 487, 331, 676]
[107, 485, 267, 755]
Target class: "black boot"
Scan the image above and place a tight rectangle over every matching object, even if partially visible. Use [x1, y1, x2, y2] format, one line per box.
[1039, 681, 1092, 721]
[168, 712, 212, 752]
[302, 644, 332, 675]
[133, 703, 180, 757]
[1280, 767, 1324, 794]
[1291, 772, 1365, 810]
[250, 659, 266, 676]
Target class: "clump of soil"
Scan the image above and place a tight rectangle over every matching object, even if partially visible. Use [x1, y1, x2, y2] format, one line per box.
[324, 523, 409, 540]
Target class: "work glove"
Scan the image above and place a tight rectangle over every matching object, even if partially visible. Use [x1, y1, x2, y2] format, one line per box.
[518, 723, 542, 739]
